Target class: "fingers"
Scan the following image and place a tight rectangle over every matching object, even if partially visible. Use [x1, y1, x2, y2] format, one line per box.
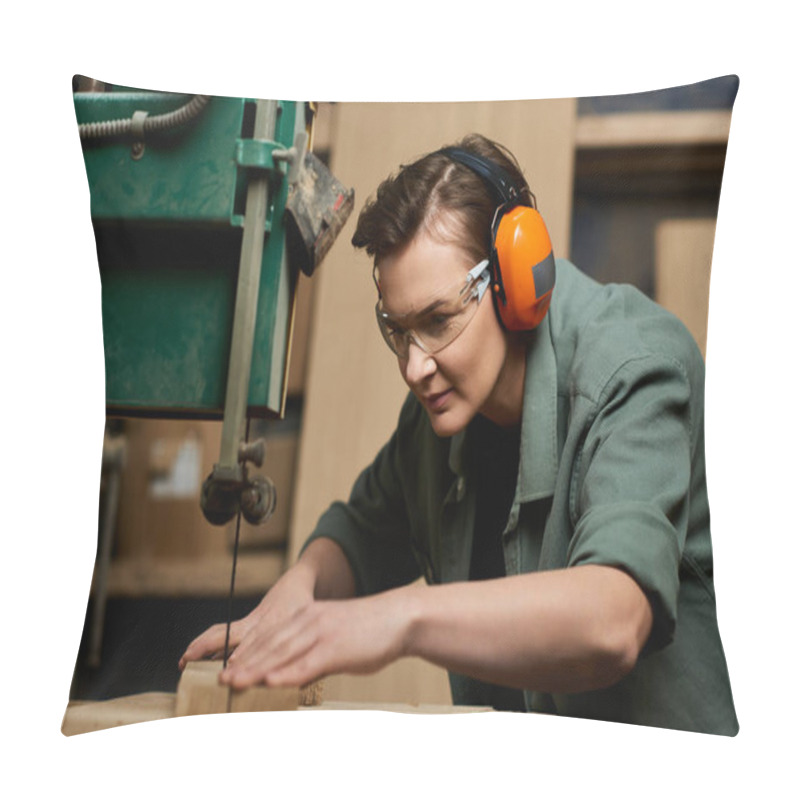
[178, 621, 244, 670]
[219, 602, 368, 689]
[220, 610, 319, 689]
[186, 597, 398, 692]
[179, 573, 319, 674]
[256, 647, 331, 689]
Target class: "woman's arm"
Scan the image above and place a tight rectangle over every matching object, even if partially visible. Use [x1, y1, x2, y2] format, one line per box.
[215, 562, 652, 695]
[404, 564, 652, 694]
[297, 536, 357, 600]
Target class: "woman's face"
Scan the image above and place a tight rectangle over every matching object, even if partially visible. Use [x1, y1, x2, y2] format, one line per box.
[376, 231, 522, 437]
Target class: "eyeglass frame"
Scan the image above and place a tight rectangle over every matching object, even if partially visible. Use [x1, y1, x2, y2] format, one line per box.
[374, 259, 492, 358]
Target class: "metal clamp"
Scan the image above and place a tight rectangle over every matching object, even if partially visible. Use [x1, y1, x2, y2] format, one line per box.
[200, 438, 277, 527]
[272, 131, 309, 185]
[235, 138, 283, 172]
[130, 110, 149, 160]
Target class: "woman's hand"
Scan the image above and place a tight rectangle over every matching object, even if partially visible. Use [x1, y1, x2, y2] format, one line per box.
[218, 587, 416, 690]
[178, 559, 317, 671]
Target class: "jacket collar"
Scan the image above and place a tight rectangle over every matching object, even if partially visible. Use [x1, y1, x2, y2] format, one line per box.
[516, 314, 559, 502]
[447, 314, 559, 504]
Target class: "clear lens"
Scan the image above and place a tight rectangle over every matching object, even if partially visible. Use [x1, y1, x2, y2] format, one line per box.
[376, 260, 490, 358]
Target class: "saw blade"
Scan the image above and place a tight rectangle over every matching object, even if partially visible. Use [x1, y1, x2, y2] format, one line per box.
[222, 507, 242, 670]
[222, 507, 242, 714]
[222, 417, 250, 712]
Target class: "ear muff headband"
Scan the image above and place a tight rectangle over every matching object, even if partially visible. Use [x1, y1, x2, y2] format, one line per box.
[438, 146, 556, 331]
[439, 147, 523, 207]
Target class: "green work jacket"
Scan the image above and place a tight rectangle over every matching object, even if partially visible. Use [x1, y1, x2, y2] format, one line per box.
[305, 259, 738, 736]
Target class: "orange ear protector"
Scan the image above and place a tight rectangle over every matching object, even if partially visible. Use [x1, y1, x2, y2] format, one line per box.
[439, 147, 556, 331]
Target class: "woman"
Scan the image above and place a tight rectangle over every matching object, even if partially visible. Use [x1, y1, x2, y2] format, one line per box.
[180, 134, 738, 734]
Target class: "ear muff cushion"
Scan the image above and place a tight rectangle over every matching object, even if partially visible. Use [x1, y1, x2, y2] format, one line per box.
[493, 206, 555, 330]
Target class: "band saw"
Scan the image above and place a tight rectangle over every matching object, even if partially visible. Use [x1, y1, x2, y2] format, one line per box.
[72, 79, 354, 685]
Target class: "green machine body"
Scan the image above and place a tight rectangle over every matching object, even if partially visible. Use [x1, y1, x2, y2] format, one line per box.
[74, 87, 304, 420]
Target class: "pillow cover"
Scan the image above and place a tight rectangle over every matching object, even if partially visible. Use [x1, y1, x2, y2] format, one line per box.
[63, 75, 739, 736]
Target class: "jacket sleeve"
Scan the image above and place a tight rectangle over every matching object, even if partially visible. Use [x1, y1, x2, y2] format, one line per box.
[300, 394, 422, 597]
[566, 353, 695, 655]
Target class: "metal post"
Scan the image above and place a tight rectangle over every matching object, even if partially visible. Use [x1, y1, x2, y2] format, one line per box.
[218, 99, 277, 471]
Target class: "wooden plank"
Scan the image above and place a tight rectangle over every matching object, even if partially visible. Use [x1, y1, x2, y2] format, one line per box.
[287, 99, 577, 707]
[576, 110, 732, 148]
[320, 654, 453, 706]
[101, 551, 285, 596]
[305, 701, 491, 714]
[175, 661, 300, 716]
[176, 658, 447, 712]
[174, 661, 230, 716]
[655, 218, 716, 359]
[62, 691, 490, 735]
[229, 683, 299, 713]
[61, 692, 176, 736]
[309, 101, 335, 155]
[286, 272, 316, 396]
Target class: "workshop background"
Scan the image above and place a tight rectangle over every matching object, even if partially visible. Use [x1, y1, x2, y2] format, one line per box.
[69, 75, 737, 707]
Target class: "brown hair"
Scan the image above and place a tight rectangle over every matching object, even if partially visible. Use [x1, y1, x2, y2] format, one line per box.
[351, 133, 533, 265]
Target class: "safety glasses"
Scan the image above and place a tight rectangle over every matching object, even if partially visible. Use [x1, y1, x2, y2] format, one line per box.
[375, 259, 491, 358]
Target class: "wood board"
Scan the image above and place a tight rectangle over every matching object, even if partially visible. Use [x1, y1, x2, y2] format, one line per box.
[99, 552, 285, 596]
[655, 218, 717, 359]
[61, 693, 177, 736]
[61, 687, 491, 736]
[576, 110, 732, 148]
[175, 661, 301, 716]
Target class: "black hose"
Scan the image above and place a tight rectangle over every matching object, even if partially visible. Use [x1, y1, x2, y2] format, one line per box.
[78, 94, 211, 140]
